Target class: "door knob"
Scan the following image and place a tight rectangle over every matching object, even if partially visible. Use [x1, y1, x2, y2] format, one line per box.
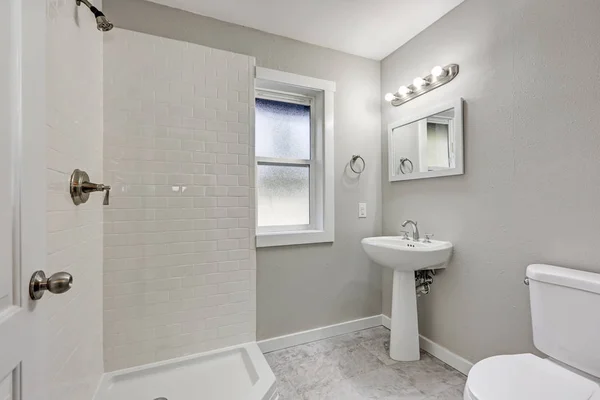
[29, 271, 73, 300]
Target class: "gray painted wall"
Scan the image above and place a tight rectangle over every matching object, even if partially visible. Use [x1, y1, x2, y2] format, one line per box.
[382, 0, 600, 363]
[104, 0, 383, 341]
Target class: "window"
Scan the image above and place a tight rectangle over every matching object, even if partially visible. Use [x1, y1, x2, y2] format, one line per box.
[255, 68, 335, 247]
[256, 97, 312, 229]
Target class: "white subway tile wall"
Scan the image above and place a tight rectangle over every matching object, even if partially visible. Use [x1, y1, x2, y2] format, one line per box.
[46, 0, 104, 399]
[103, 29, 256, 371]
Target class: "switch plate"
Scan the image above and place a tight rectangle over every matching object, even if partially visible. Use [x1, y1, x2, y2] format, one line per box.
[358, 202, 367, 218]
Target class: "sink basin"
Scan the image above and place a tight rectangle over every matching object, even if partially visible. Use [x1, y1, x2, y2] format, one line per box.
[361, 236, 453, 272]
[361, 235, 453, 362]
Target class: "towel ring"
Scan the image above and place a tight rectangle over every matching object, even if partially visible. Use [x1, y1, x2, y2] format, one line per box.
[399, 157, 414, 174]
[350, 155, 366, 174]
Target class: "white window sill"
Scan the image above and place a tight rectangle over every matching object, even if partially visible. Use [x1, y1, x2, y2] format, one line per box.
[256, 230, 334, 248]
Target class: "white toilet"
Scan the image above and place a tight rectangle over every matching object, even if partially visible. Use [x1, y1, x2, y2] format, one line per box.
[464, 264, 600, 400]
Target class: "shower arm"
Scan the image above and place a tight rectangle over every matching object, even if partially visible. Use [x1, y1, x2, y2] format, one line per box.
[76, 0, 94, 8]
[76, 0, 104, 17]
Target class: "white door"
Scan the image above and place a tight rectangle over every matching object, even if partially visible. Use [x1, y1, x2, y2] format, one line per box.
[0, 1, 47, 399]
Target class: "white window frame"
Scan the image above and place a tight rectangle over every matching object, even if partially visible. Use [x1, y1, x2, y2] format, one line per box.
[255, 67, 335, 248]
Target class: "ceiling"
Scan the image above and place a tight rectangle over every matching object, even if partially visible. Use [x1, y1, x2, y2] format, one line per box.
[146, 0, 464, 60]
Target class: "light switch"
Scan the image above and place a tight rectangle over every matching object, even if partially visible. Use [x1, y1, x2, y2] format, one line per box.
[358, 202, 367, 218]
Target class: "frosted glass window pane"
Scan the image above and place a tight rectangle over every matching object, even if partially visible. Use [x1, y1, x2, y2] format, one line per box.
[256, 98, 311, 159]
[257, 165, 310, 227]
[427, 123, 450, 168]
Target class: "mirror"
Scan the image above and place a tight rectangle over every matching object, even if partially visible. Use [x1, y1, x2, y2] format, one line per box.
[388, 98, 463, 182]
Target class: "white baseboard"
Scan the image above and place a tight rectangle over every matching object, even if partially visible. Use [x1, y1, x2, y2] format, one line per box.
[257, 315, 382, 353]
[381, 314, 472, 375]
[419, 335, 473, 375]
[259, 314, 472, 376]
[382, 315, 392, 329]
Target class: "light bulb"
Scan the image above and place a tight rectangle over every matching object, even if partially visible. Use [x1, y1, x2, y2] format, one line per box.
[431, 65, 447, 78]
[384, 93, 396, 102]
[398, 86, 412, 96]
[413, 77, 428, 88]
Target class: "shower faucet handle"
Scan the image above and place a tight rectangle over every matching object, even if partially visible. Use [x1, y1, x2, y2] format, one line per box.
[70, 169, 111, 206]
[103, 186, 111, 205]
[81, 182, 109, 192]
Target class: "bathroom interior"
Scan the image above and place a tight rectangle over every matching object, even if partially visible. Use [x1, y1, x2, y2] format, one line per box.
[2, 0, 600, 399]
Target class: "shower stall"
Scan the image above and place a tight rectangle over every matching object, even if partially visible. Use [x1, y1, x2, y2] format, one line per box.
[98, 28, 274, 399]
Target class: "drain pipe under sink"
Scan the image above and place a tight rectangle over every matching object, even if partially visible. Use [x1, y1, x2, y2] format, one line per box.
[415, 270, 434, 297]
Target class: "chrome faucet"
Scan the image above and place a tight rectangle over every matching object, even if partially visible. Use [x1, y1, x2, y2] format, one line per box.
[401, 220, 420, 241]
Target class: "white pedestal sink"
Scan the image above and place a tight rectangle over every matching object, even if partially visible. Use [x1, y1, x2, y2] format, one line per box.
[361, 236, 453, 361]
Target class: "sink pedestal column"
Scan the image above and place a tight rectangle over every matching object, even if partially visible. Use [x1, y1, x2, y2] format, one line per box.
[389, 270, 420, 361]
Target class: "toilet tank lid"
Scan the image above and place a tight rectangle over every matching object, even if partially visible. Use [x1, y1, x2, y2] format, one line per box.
[527, 264, 600, 295]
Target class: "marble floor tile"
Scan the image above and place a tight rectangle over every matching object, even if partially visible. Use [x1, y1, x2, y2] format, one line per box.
[330, 344, 386, 379]
[265, 327, 466, 400]
[360, 337, 397, 366]
[350, 367, 425, 400]
[301, 378, 364, 400]
[276, 379, 301, 400]
[423, 384, 464, 400]
[389, 353, 466, 397]
[280, 349, 346, 395]
[265, 326, 386, 373]
[265, 343, 322, 373]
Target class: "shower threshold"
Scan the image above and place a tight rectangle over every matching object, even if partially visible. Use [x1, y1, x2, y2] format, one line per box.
[93, 343, 277, 400]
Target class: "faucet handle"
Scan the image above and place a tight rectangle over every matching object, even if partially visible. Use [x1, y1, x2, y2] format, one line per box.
[70, 169, 112, 206]
[423, 234, 434, 243]
[103, 186, 111, 205]
[400, 231, 410, 240]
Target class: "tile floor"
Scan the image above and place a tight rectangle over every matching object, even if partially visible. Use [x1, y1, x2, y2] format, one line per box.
[264, 326, 466, 400]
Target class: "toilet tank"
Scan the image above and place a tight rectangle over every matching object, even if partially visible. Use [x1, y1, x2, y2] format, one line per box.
[527, 264, 600, 379]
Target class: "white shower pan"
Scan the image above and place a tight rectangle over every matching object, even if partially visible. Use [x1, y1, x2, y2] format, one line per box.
[94, 343, 277, 400]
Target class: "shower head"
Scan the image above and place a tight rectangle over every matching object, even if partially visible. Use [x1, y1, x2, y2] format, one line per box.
[76, 0, 114, 32]
[95, 13, 114, 32]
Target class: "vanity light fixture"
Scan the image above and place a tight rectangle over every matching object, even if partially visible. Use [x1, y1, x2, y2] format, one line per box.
[431, 65, 448, 78]
[386, 64, 459, 107]
[384, 93, 396, 102]
[413, 77, 429, 88]
[398, 85, 413, 96]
